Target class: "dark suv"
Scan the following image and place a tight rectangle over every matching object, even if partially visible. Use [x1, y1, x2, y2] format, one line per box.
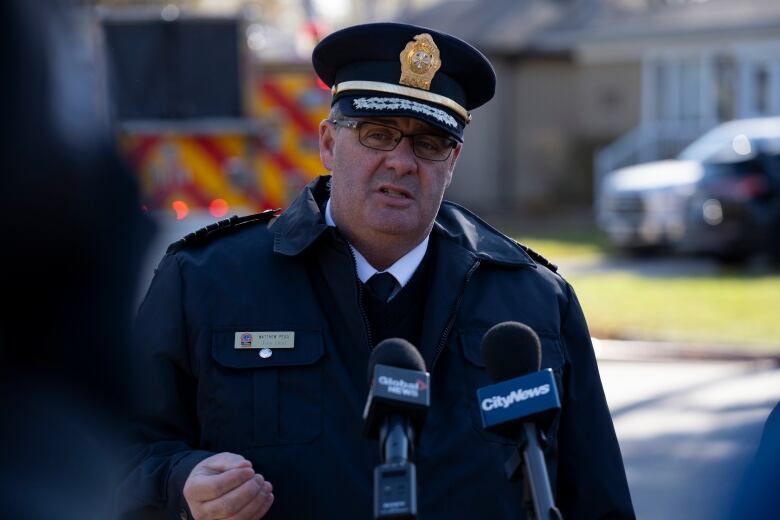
[597, 117, 780, 260]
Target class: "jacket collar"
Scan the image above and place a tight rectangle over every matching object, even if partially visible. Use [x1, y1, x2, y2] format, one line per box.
[271, 176, 331, 256]
[272, 176, 536, 268]
[432, 200, 535, 267]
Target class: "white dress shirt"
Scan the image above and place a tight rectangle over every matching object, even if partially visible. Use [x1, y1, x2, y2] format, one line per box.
[325, 199, 429, 299]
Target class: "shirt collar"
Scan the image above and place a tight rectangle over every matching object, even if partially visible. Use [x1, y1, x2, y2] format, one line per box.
[325, 198, 429, 287]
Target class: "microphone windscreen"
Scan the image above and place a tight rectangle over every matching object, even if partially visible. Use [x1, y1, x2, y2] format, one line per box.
[480, 322, 541, 383]
[367, 338, 426, 384]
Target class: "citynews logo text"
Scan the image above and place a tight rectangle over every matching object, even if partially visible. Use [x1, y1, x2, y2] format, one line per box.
[481, 384, 551, 411]
[378, 376, 424, 398]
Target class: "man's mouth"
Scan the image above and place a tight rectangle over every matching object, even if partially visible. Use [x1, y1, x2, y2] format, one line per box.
[380, 187, 410, 199]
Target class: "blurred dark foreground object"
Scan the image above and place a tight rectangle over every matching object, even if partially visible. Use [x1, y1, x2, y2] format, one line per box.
[728, 400, 780, 518]
[0, 1, 153, 518]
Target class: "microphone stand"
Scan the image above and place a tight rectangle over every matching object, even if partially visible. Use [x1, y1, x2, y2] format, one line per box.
[505, 424, 563, 520]
[374, 415, 417, 519]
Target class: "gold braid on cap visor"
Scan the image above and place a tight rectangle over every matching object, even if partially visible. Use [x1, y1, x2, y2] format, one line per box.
[332, 81, 472, 123]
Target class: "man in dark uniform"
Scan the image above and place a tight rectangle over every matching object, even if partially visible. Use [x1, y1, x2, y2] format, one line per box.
[120, 23, 635, 519]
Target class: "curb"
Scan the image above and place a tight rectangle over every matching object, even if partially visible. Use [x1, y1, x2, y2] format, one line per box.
[592, 337, 780, 364]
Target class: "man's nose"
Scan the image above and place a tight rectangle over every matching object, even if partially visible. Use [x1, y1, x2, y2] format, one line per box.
[383, 136, 419, 174]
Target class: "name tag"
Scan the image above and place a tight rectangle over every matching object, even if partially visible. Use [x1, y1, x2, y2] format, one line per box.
[234, 331, 295, 350]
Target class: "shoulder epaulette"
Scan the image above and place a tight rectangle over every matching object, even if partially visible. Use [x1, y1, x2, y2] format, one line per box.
[518, 243, 558, 273]
[166, 209, 280, 254]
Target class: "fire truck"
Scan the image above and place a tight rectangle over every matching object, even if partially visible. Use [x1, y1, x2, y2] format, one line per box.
[101, 7, 331, 220]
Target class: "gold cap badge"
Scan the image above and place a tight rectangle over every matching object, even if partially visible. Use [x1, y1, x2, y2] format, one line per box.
[399, 33, 441, 91]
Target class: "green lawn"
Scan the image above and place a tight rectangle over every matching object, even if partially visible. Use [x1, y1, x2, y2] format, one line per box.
[514, 230, 780, 350]
[567, 272, 780, 350]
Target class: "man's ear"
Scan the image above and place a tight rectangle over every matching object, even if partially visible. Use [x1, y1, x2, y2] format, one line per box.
[319, 120, 336, 171]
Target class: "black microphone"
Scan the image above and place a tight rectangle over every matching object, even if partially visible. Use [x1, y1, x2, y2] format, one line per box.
[478, 322, 563, 520]
[363, 338, 430, 520]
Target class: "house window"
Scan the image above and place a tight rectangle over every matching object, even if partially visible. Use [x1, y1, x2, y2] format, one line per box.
[714, 55, 736, 121]
[680, 57, 700, 122]
[653, 61, 667, 122]
[753, 65, 770, 114]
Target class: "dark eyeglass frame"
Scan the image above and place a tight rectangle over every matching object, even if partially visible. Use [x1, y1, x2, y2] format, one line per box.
[329, 119, 457, 161]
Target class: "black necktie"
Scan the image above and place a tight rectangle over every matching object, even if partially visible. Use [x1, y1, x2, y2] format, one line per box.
[366, 272, 398, 302]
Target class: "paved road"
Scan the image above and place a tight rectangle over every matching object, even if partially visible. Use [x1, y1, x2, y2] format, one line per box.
[598, 357, 780, 520]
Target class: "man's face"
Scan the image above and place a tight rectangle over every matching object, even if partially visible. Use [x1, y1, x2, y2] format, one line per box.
[319, 115, 461, 247]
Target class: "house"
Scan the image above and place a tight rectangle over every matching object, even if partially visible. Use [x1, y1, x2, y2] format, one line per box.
[397, 0, 780, 213]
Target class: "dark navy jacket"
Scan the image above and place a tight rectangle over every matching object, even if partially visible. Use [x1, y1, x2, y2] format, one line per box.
[122, 176, 634, 519]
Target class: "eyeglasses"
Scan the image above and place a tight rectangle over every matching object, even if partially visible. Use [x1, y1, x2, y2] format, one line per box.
[330, 119, 457, 161]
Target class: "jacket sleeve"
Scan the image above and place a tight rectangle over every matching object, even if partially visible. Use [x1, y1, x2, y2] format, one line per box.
[555, 282, 635, 519]
[117, 253, 213, 518]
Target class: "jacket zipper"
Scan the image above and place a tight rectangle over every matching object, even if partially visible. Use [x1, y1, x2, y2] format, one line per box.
[347, 246, 374, 349]
[431, 259, 481, 369]
[357, 279, 374, 349]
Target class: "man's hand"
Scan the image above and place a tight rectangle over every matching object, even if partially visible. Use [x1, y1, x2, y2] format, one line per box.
[183, 452, 274, 520]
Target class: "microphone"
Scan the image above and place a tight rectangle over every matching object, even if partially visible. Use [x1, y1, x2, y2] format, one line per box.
[477, 322, 563, 520]
[363, 338, 430, 520]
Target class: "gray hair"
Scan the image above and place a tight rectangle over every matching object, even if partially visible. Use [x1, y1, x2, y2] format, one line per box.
[327, 103, 342, 121]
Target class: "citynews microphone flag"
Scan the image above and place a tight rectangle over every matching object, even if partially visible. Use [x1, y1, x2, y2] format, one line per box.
[477, 368, 561, 431]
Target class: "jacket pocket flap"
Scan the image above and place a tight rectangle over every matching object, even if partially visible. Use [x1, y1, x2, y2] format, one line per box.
[459, 329, 565, 371]
[212, 329, 324, 369]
